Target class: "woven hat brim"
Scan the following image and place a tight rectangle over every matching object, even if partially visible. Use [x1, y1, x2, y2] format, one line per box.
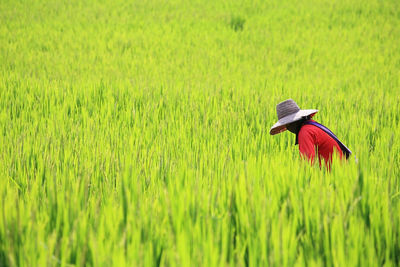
[270, 109, 318, 135]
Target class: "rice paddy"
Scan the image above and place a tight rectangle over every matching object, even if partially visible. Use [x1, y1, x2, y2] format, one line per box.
[1, 0, 399, 265]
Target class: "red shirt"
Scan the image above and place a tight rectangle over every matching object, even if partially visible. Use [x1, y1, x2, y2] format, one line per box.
[297, 120, 343, 167]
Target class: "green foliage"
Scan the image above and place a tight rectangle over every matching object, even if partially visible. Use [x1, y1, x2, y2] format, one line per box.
[230, 15, 246, 32]
[0, 0, 399, 266]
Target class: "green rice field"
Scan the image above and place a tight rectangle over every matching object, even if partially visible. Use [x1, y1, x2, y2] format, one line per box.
[1, 0, 400, 265]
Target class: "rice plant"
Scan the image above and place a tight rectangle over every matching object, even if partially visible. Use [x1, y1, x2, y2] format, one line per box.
[0, 0, 399, 265]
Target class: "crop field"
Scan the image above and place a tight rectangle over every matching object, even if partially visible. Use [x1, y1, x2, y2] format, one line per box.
[1, 0, 400, 266]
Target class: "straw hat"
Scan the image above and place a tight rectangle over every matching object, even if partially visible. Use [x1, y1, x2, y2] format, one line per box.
[270, 99, 318, 135]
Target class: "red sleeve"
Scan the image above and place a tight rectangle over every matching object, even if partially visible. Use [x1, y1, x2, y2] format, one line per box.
[298, 126, 316, 163]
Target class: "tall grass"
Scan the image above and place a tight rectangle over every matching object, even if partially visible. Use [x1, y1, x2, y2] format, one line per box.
[0, 0, 399, 265]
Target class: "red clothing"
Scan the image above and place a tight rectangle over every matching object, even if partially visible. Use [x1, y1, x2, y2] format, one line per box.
[297, 121, 343, 167]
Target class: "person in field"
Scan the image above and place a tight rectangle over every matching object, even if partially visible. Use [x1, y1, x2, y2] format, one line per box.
[270, 99, 351, 168]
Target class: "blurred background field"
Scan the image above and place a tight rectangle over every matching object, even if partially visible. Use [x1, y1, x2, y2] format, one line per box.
[0, 0, 399, 265]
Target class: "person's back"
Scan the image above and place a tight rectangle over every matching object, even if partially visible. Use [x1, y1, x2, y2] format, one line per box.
[297, 121, 343, 168]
